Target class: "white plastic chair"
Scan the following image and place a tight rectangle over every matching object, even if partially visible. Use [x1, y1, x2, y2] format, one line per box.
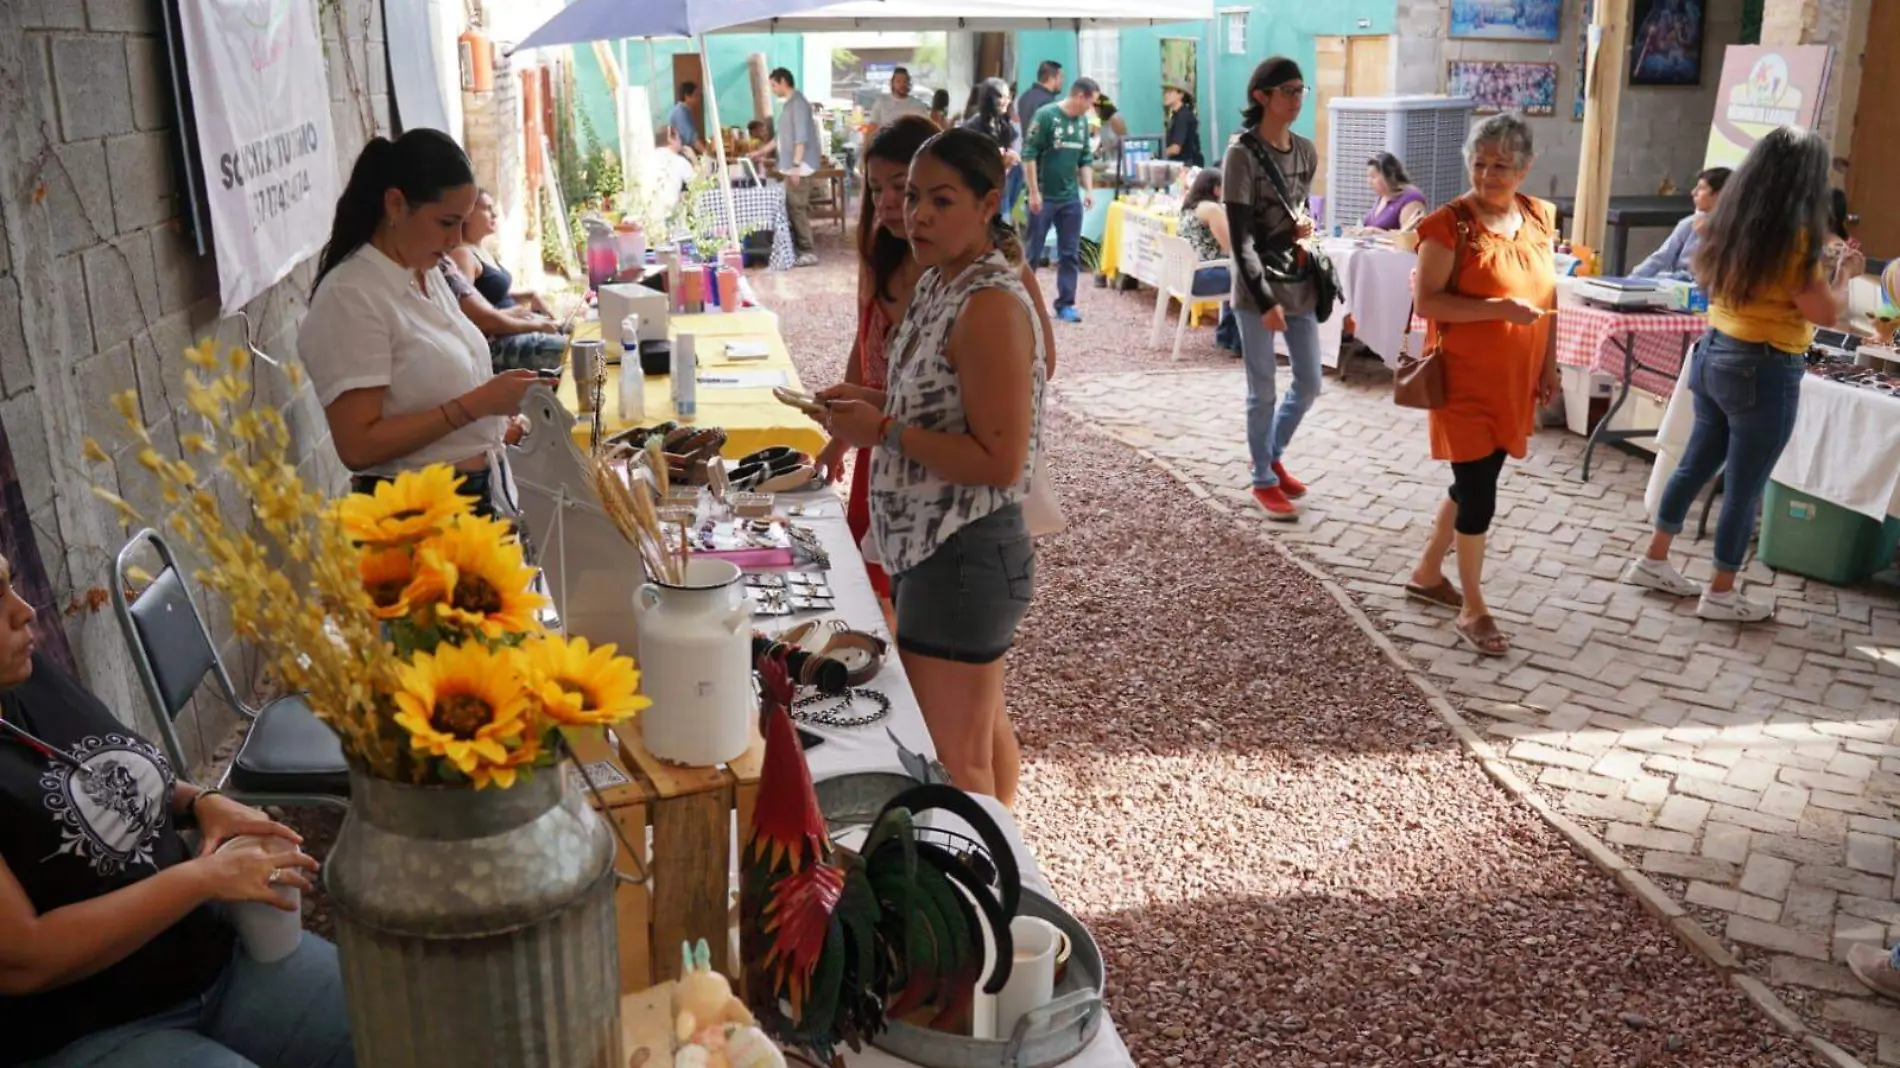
[1150, 233, 1231, 362]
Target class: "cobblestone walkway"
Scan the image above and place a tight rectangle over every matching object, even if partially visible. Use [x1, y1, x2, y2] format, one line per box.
[1056, 365, 1900, 1064]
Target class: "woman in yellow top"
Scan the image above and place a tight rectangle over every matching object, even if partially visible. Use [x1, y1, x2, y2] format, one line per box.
[1622, 126, 1863, 622]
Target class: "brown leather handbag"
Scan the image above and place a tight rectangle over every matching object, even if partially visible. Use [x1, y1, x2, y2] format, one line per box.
[1393, 200, 1473, 411]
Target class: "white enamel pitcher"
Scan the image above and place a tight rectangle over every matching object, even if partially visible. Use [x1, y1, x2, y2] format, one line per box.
[633, 557, 752, 765]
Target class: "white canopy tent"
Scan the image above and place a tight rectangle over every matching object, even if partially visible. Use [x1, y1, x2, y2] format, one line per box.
[513, 0, 1214, 256]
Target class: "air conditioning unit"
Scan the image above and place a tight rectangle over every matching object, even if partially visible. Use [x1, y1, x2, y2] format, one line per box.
[1324, 96, 1475, 233]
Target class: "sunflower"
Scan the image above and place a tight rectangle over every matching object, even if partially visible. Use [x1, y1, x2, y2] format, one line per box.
[391, 643, 538, 788]
[521, 635, 650, 727]
[358, 547, 430, 620]
[412, 515, 548, 637]
[336, 465, 473, 546]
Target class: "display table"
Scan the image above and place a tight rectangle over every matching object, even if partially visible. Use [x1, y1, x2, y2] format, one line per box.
[1552, 302, 1706, 482]
[1319, 238, 1417, 368]
[1098, 200, 1220, 325]
[1644, 355, 1900, 524]
[615, 494, 1136, 1067]
[560, 309, 827, 459]
[693, 185, 795, 270]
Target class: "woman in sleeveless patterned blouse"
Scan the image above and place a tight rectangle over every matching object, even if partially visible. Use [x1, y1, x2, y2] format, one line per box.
[819, 128, 1049, 805]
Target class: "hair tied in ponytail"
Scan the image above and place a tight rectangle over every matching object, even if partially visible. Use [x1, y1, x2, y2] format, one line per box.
[313, 129, 473, 294]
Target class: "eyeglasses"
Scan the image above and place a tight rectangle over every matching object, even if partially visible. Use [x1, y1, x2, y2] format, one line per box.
[1276, 84, 1310, 98]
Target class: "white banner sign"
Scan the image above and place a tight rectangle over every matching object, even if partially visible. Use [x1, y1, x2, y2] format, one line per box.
[178, 0, 341, 313]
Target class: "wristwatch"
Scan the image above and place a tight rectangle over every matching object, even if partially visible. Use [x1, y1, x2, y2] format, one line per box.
[881, 417, 904, 456]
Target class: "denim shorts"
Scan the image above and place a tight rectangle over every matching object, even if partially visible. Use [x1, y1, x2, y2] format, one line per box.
[890, 504, 1035, 665]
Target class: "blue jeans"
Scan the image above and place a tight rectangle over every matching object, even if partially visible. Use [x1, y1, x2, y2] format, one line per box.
[1652, 328, 1804, 573]
[1234, 307, 1323, 488]
[1026, 197, 1084, 311]
[1004, 164, 1025, 224]
[25, 936, 354, 1067]
[1191, 266, 1240, 351]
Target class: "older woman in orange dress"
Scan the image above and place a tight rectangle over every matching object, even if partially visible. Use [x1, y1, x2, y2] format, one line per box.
[1403, 113, 1558, 657]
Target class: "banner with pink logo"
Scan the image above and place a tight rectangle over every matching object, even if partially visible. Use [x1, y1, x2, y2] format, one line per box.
[178, 0, 341, 313]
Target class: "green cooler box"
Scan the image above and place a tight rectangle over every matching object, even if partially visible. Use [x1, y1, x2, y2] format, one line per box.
[1758, 481, 1900, 586]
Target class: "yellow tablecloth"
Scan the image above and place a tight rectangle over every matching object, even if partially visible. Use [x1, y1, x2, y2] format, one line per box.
[560, 309, 827, 459]
[1099, 201, 1221, 326]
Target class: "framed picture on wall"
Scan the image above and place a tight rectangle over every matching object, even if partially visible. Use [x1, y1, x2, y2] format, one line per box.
[1449, 0, 1562, 41]
[1574, 0, 1594, 119]
[1448, 60, 1559, 116]
[1630, 0, 1705, 85]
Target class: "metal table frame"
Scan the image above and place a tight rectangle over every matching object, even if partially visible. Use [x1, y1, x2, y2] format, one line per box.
[1552, 196, 1695, 276]
[1580, 328, 1697, 483]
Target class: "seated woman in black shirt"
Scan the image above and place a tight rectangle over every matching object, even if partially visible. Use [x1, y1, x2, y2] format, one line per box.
[448, 189, 568, 373]
[0, 554, 351, 1067]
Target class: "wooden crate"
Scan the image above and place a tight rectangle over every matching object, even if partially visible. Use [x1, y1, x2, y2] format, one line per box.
[565, 722, 764, 993]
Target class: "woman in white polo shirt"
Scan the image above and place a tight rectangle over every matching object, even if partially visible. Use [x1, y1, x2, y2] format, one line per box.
[299, 130, 538, 515]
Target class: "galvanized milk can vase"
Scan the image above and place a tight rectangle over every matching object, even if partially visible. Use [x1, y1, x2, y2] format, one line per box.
[98, 374, 653, 1068]
[326, 761, 621, 1067]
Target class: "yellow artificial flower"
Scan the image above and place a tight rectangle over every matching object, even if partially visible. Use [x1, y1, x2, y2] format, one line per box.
[335, 465, 473, 546]
[391, 643, 535, 788]
[521, 635, 650, 727]
[358, 547, 429, 620]
[412, 515, 547, 638]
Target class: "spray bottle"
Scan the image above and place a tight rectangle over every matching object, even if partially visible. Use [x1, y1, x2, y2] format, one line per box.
[618, 315, 645, 422]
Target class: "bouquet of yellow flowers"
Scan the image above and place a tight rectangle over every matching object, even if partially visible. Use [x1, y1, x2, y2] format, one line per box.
[89, 340, 650, 788]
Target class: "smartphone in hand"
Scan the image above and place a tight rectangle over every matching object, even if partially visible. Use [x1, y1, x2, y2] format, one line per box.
[772, 386, 827, 418]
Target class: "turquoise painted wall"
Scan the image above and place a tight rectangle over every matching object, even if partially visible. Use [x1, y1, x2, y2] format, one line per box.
[1016, 1, 1396, 151]
[572, 35, 806, 157]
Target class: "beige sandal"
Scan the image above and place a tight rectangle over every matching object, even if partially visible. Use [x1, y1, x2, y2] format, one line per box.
[1455, 614, 1509, 657]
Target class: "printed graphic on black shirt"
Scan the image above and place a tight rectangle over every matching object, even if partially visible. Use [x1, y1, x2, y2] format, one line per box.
[38, 733, 173, 877]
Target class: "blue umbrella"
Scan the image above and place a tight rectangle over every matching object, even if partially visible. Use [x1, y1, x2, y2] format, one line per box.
[513, 0, 858, 50]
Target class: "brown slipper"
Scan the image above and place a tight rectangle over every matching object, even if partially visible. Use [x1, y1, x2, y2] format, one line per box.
[1405, 579, 1464, 610]
[1455, 614, 1509, 658]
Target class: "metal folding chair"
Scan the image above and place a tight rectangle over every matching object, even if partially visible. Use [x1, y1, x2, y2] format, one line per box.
[111, 529, 348, 810]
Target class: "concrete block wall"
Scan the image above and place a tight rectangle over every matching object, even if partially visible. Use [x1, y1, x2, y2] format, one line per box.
[464, 51, 531, 277]
[1392, 0, 1745, 261]
[0, 0, 390, 770]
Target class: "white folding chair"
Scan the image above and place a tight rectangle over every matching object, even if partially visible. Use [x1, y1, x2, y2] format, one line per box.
[1150, 233, 1230, 363]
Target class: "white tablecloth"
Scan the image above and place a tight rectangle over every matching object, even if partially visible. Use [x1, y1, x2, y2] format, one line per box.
[1643, 351, 1900, 522]
[760, 491, 1136, 1068]
[1320, 239, 1417, 368]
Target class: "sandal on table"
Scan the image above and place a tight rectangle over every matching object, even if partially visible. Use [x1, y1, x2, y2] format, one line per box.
[1404, 579, 1464, 610]
[1455, 614, 1509, 658]
[784, 619, 887, 686]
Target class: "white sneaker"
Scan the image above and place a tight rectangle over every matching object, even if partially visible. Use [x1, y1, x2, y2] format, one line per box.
[1696, 588, 1774, 623]
[793, 253, 820, 268]
[1621, 557, 1701, 597]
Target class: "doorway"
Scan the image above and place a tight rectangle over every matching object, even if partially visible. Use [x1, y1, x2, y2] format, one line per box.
[1311, 35, 1392, 196]
[672, 54, 707, 141]
[1843, 0, 1897, 260]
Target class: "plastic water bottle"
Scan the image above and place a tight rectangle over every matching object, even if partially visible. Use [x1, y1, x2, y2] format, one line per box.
[618, 315, 644, 421]
[672, 333, 697, 418]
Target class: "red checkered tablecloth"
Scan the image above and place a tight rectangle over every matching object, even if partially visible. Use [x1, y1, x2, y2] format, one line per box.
[1405, 306, 1706, 399]
[1553, 305, 1705, 398]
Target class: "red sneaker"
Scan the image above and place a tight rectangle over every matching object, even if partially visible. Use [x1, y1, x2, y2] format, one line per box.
[1251, 485, 1300, 521]
[1272, 462, 1308, 499]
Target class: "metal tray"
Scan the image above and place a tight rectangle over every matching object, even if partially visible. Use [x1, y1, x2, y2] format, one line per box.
[870, 888, 1105, 1068]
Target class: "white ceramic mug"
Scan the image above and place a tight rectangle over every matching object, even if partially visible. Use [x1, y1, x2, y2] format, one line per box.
[215, 833, 305, 963]
[991, 916, 1059, 1042]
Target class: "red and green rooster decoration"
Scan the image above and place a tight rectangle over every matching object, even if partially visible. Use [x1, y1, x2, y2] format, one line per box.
[741, 652, 1022, 1063]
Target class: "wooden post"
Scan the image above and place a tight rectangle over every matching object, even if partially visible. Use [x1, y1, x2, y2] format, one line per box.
[748, 53, 771, 126]
[1572, 0, 1632, 256]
